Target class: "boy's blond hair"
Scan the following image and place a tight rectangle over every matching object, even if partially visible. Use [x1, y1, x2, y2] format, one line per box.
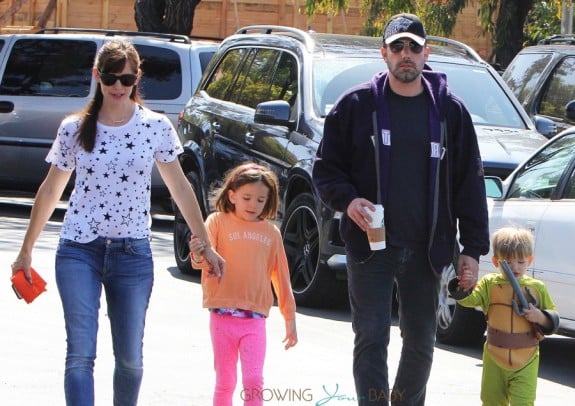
[491, 226, 534, 260]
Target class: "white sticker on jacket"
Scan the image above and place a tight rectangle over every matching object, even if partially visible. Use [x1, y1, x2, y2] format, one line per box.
[381, 129, 391, 146]
[431, 142, 441, 158]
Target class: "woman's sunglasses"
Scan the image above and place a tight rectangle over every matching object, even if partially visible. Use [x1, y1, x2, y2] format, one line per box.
[388, 41, 424, 54]
[98, 71, 138, 87]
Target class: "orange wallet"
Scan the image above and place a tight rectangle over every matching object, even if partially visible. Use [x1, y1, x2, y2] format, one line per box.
[11, 268, 47, 304]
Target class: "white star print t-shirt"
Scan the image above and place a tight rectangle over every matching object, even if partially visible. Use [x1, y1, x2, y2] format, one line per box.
[46, 104, 183, 242]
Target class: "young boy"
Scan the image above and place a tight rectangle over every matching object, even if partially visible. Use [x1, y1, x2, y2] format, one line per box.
[450, 225, 559, 405]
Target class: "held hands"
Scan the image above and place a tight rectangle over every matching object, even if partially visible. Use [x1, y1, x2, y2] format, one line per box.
[283, 319, 298, 350]
[189, 236, 225, 280]
[456, 255, 479, 292]
[347, 198, 375, 232]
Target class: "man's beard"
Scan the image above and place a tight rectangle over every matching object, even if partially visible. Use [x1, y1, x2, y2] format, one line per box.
[392, 68, 419, 83]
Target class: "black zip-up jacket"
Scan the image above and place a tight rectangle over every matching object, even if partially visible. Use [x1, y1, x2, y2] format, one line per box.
[312, 70, 490, 272]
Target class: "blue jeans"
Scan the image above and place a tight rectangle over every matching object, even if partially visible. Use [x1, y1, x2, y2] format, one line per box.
[347, 246, 440, 406]
[55, 237, 154, 406]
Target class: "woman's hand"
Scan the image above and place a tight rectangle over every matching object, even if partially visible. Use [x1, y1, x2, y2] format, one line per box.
[11, 251, 33, 283]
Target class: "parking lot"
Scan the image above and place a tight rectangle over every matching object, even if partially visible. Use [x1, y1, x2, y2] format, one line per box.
[1, 198, 573, 405]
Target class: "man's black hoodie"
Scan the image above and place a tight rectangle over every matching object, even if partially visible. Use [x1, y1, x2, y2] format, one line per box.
[312, 69, 490, 272]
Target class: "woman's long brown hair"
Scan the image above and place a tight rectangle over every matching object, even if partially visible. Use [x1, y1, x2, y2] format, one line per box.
[76, 39, 143, 152]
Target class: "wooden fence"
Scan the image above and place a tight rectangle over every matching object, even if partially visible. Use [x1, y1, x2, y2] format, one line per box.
[0, 0, 492, 58]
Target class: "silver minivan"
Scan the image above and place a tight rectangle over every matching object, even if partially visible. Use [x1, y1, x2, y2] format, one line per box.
[0, 28, 219, 212]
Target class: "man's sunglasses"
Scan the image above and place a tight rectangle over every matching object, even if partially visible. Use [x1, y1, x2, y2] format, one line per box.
[98, 71, 138, 87]
[388, 41, 424, 54]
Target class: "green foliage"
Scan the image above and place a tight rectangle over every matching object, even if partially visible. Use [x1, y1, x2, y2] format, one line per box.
[304, 0, 349, 15]
[303, 0, 568, 65]
[524, 1, 562, 46]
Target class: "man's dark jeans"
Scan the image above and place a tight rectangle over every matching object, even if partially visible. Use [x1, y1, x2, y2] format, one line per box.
[347, 246, 440, 405]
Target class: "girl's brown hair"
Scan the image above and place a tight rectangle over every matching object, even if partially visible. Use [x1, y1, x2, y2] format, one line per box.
[492, 226, 534, 260]
[215, 162, 280, 219]
[76, 39, 143, 152]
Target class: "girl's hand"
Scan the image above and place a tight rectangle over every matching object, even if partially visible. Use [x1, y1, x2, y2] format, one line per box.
[202, 246, 225, 280]
[283, 319, 298, 350]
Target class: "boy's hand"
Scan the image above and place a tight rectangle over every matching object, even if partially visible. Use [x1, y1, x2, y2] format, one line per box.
[523, 303, 552, 329]
[283, 319, 298, 350]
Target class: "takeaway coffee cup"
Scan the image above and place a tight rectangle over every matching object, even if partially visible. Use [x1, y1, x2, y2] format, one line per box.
[366, 204, 386, 250]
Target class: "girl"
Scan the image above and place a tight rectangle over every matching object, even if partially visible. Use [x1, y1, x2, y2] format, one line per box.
[11, 39, 223, 406]
[190, 162, 298, 406]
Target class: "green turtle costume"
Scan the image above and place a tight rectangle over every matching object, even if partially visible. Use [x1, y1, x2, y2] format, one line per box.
[450, 273, 559, 405]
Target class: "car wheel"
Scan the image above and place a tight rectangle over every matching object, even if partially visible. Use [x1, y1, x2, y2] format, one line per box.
[173, 170, 205, 274]
[281, 193, 347, 307]
[436, 263, 486, 346]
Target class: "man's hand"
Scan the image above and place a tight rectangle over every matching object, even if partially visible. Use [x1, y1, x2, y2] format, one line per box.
[346, 197, 376, 232]
[457, 254, 479, 291]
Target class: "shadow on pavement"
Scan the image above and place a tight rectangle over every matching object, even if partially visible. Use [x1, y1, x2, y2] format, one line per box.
[437, 334, 575, 388]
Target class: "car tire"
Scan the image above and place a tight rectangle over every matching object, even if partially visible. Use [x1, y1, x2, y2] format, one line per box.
[281, 193, 347, 307]
[436, 263, 486, 346]
[173, 170, 205, 274]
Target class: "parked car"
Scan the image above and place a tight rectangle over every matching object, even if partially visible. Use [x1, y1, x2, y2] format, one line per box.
[174, 25, 548, 307]
[437, 127, 575, 345]
[502, 34, 575, 138]
[0, 27, 219, 213]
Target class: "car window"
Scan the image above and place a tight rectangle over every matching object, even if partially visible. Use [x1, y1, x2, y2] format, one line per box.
[199, 51, 216, 72]
[269, 52, 298, 107]
[232, 48, 281, 108]
[205, 47, 251, 101]
[537, 57, 575, 120]
[502, 53, 553, 104]
[135, 44, 182, 100]
[508, 132, 575, 199]
[0, 38, 95, 97]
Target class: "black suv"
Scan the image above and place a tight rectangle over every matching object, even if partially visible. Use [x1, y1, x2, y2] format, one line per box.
[503, 34, 575, 138]
[174, 25, 547, 309]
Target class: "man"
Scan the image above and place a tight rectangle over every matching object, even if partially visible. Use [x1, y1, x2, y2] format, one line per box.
[312, 13, 490, 406]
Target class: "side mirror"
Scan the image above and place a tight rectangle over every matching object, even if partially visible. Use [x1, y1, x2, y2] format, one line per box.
[484, 176, 503, 199]
[565, 100, 575, 121]
[533, 115, 557, 139]
[254, 100, 294, 129]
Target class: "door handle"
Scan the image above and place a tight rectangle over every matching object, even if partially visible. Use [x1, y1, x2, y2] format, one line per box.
[244, 131, 255, 145]
[211, 121, 221, 132]
[0, 101, 14, 113]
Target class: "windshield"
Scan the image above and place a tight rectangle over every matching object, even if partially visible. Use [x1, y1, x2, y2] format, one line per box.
[313, 58, 526, 129]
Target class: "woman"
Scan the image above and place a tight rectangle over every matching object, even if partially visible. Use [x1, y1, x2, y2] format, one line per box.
[10, 39, 224, 406]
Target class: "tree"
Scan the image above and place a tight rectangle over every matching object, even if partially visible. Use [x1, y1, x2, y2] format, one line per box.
[304, 0, 562, 67]
[134, 0, 202, 35]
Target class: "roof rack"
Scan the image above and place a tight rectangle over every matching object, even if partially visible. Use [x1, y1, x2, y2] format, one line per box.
[234, 25, 315, 51]
[34, 27, 222, 44]
[426, 35, 483, 62]
[538, 34, 575, 45]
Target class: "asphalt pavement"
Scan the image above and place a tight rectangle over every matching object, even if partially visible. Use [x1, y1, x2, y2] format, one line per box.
[0, 200, 573, 405]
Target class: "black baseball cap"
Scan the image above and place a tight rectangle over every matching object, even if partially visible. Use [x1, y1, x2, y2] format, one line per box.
[383, 13, 426, 46]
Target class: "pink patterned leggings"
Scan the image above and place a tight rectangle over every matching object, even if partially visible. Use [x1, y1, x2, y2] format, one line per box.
[210, 312, 267, 406]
